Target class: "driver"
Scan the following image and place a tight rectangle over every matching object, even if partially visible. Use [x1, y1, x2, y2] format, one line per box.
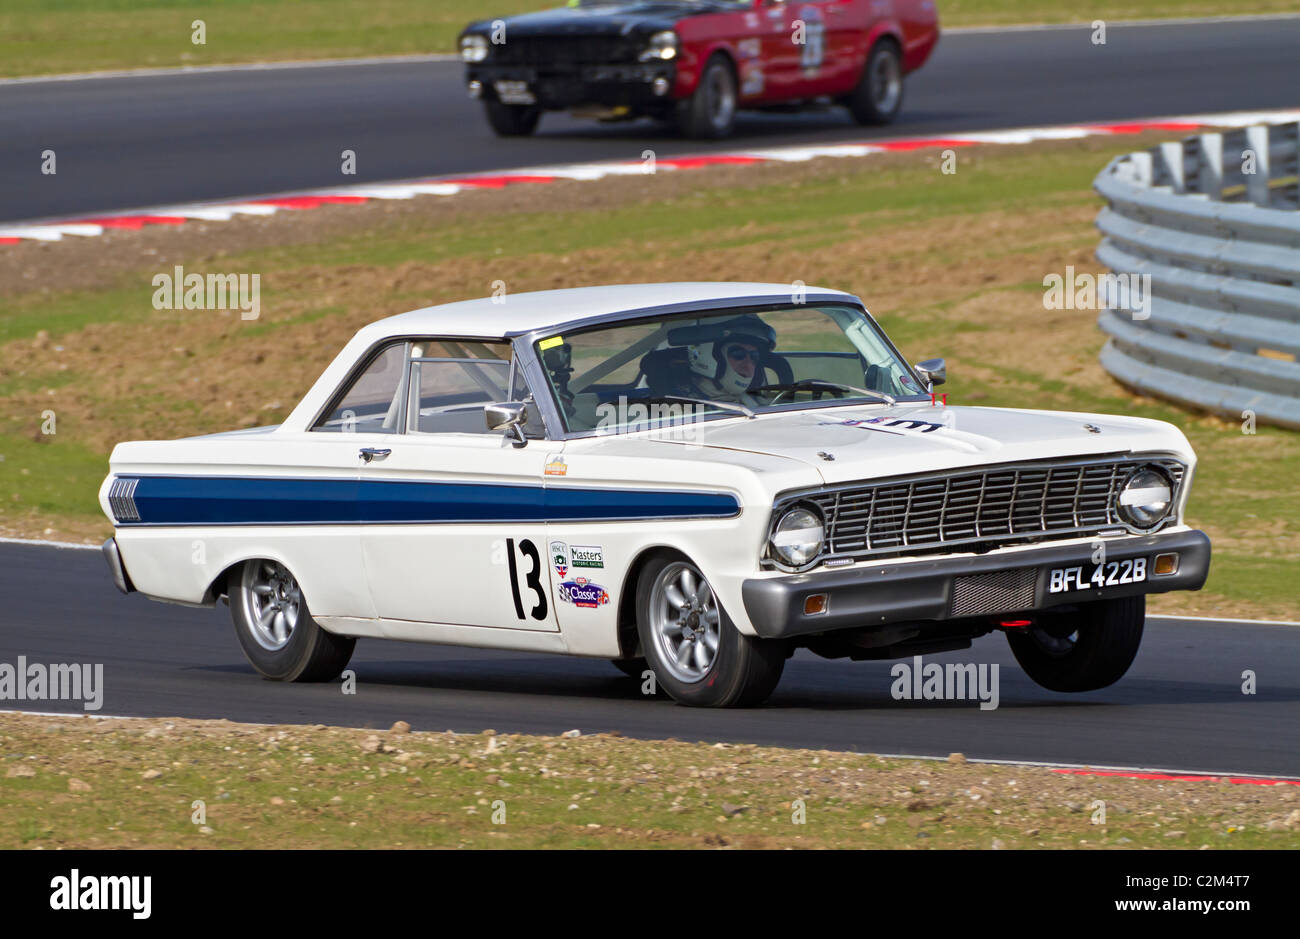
[677, 315, 777, 407]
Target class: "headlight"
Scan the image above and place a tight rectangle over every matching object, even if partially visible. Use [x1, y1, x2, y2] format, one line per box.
[460, 35, 489, 63]
[1116, 465, 1174, 529]
[771, 504, 825, 568]
[639, 30, 678, 61]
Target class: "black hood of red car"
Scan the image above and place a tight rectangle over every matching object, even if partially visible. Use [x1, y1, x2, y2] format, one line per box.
[462, 1, 739, 38]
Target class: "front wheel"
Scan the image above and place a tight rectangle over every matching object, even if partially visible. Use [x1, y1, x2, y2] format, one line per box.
[1006, 595, 1145, 692]
[845, 40, 904, 125]
[484, 100, 541, 136]
[636, 556, 785, 707]
[676, 56, 737, 139]
[230, 559, 355, 682]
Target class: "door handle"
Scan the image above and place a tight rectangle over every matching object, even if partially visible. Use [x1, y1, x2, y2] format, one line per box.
[359, 448, 392, 463]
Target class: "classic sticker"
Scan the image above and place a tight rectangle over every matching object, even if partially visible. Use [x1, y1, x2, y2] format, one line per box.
[558, 577, 611, 608]
[569, 544, 604, 569]
[550, 540, 569, 578]
[544, 455, 568, 476]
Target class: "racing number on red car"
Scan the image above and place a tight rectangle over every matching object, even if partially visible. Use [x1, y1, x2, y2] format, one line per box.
[798, 6, 825, 72]
[506, 537, 548, 621]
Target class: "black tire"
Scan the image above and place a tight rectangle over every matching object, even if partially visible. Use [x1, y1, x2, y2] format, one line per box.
[484, 100, 541, 137]
[1006, 595, 1145, 692]
[676, 55, 737, 139]
[846, 39, 904, 125]
[610, 657, 649, 679]
[229, 560, 355, 682]
[635, 554, 785, 707]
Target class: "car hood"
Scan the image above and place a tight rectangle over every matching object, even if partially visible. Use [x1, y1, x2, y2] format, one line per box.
[466, 1, 729, 36]
[640, 404, 1192, 485]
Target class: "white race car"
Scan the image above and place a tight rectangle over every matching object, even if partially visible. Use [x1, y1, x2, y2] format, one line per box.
[101, 283, 1210, 707]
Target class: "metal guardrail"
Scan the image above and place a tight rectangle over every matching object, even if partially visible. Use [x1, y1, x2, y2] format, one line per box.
[1092, 121, 1300, 430]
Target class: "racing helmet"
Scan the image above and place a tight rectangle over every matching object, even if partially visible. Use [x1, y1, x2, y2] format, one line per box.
[680, 315, 777, 396]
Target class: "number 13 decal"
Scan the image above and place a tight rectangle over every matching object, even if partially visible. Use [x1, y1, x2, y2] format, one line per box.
[506, 537, 548, 621]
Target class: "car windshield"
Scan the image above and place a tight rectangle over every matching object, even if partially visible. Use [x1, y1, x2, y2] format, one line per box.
[534, 303, 925, 435]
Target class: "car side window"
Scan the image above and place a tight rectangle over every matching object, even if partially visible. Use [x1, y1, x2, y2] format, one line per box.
[312, 342, 408, 433]
[314, 338, 545, 436]
[406, 340, 544, 437]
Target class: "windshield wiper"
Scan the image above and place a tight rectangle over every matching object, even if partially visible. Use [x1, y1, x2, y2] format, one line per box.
[636, 394, 755, 419]
[756, 379, 896, 407]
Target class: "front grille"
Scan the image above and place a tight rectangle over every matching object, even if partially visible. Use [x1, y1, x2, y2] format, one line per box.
[951, 569, 1037, 617]
[780, 456, 1185, 564]
[490, 35, 639, 67]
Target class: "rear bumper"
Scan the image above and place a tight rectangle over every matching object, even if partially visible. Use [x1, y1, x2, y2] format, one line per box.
[102, 537, 135, 595]
[741, 529, 1211, 639]
[467, 64, 677, 110]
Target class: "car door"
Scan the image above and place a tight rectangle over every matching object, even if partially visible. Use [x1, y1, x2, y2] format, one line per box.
[809, 0, 859, 94]
[357, 338, 560, 631]
[757, 0, 802, 101]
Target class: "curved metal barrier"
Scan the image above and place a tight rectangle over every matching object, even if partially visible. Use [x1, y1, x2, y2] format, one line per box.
[1093, 121, 1300, 430]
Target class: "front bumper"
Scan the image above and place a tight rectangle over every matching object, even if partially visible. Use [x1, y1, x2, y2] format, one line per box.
[742, 529, 1211, 640]
[467, 64, 676, 110]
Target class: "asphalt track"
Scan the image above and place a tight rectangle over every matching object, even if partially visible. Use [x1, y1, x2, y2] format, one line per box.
[4, 17, 1300, 223]
[2, 541, 1297, 777]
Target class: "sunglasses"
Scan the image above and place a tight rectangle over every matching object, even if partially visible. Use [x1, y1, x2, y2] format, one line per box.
[725, 345, 762, 363]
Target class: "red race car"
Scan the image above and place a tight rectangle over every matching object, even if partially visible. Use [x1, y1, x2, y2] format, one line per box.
[459, 0, 939, 138]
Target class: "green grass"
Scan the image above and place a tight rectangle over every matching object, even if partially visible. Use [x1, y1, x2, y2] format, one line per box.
[4, 0, 1299, 77]
[0, 432, 108, 519]
[4, 715, 1298, 849]
[0, 135, 1295, 616]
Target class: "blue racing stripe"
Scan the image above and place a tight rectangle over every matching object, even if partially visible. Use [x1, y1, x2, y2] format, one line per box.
[118, 475, 738, 525]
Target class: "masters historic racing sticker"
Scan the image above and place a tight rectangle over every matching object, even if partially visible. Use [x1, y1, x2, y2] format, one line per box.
[569, 544, 604, 569]
[558, 577, 610, 608]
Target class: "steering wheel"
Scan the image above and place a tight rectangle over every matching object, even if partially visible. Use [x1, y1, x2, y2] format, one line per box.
[755, 354, 795, 402]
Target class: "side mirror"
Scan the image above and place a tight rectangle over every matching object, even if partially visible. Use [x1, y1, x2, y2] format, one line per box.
[913, 358, 946, 391]
[485, 401, 529, 447]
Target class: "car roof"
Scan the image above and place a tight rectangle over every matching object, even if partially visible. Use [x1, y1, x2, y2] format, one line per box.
[282, 282, 865, 433]
[361, 282, 861, 340]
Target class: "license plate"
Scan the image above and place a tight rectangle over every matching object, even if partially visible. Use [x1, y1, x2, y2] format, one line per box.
[1049, 558, 1147, 594]
[494, 80, 536, 105]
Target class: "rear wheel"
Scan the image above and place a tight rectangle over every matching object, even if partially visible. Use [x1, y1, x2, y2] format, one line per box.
[846, 39, 903, 125]
[636, 555, 785, 707]
[1006, 596, 1145, 692]
[484, 100, 541, 136]
[677, 55, 737, 139]
[230, 559, 355, 682]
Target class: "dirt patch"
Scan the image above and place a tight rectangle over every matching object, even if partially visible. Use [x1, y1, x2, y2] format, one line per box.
[3, 712, 1297, 849]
